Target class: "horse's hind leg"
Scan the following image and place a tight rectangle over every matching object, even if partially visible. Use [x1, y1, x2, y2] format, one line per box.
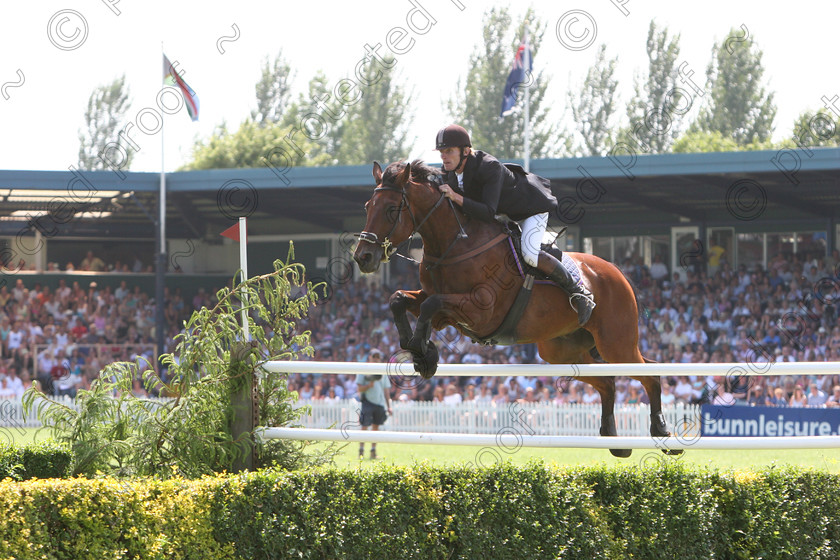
[636, 358, 683, 455]
[577, 374, 632, 459]
[589, 315, 681, 453]
[538, 333, 631, 458]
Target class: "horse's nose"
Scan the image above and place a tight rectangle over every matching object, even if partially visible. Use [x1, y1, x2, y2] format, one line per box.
[354, 251, 369, 266]
[354, 250, 373, 272]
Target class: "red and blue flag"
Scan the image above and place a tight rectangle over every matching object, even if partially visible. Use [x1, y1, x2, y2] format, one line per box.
[500, 39, 533, 117]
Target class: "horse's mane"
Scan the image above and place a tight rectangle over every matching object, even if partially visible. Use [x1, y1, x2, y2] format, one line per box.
[383, 160, 443, 187]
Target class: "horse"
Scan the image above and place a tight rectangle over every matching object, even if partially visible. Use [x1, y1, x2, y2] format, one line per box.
[352, 160, 677, 457]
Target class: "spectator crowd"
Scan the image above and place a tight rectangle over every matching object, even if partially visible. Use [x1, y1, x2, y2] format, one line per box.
[2, 247, 840, 412]
[0, 274, 209, 400]
[292, 249, 840, 410]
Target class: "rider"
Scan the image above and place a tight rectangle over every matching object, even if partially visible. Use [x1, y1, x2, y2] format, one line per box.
[434, 124, 596, 325]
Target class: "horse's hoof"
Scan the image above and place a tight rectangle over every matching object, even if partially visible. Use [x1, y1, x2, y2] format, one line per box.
[412, 340, 439, 379]
[663, 448, 684, 456]
[601, 416, 632, 458]
[406, 334, 426, 355]
[650, 412, 670, 438]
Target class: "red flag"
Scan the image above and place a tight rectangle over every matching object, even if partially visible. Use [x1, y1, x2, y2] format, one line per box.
[220, 223, 240, 242]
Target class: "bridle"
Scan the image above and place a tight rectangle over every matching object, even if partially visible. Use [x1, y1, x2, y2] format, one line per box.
[356, 179, 450, 264]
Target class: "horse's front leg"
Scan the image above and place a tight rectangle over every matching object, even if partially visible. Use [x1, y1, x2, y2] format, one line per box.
[406, 292, 497, 378]
[389, 289, 427, 349]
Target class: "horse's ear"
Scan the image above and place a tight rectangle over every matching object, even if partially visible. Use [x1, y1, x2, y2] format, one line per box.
[396, 161, 411, 186]
[372, 161, 383, 183]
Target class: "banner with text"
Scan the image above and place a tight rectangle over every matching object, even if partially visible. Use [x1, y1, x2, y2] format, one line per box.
[701, 405, 840, 437]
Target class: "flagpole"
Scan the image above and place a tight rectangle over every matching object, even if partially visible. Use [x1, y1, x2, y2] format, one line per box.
[523, 23, 531, 173]
[156, 45, 167, 369]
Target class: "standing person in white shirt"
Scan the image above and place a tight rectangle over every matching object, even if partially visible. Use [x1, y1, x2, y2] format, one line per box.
[355, 349, 392, 460]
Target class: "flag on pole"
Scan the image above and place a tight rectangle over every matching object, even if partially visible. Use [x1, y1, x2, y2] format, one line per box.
[163, 53, 200, 121]
[500, 38, 533, 117]
[221, 218, 250, 340]
[220, 223, 241, 242]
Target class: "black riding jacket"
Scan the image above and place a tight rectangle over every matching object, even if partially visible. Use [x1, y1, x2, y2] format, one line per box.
[442, 150, 557, 222]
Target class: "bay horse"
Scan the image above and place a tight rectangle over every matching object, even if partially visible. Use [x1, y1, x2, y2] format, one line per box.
[353, 160, 676, 457]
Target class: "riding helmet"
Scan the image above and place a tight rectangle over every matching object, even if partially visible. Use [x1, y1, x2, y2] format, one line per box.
[435, 125, 471, 150]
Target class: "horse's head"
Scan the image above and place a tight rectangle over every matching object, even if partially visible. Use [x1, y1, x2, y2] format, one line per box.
[353, 161, 415, 273]
[353, 160, 442, 273]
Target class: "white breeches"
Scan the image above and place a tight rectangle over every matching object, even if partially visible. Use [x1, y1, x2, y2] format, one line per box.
[521, 212, 548, 268]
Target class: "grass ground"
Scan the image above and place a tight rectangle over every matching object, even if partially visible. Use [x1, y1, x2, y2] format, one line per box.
[2, 426, 49, 446]
[8, 426, 839, 473]
[316, 440, 840, 473]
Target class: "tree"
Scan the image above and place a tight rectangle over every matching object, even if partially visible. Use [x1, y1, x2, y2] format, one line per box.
[334, 61, 415, 165]
[568, 44, 620, 156]
[278, 71, 348, 165]
[622, 21, 685, 154]
[671, 129, 778, 153]
[187, 71, 338, 170]
[188, 59, 415, 169]
[690, 28, 776, 146]
[184, 119, 331, 170]
[77, 75, 133, 170]
[789, 108, 840, 149]
[671, 130, 739, 153]
[252, 50, 294, 125]
[447, 7, 561, 159]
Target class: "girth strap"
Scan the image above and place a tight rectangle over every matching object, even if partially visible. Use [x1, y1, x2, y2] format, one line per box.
[461, 274, 536, 346]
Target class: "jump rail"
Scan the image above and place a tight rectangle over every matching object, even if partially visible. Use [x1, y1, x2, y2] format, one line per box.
[259, 427, 840, 450]
[262, 360, 840, 378]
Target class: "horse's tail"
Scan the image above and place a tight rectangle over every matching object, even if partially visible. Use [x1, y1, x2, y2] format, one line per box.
[617, 268, 650, 326]
[617, 268, 658, 363]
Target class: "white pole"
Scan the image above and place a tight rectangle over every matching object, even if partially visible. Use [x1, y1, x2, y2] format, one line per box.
[155, 45, 167, 365]
[239, 216, 249, 341]
[261, 360, 840, 378]
[523, 24, 531, 173]
[258, 427, 840, 450]
[159, 45, 166, 258]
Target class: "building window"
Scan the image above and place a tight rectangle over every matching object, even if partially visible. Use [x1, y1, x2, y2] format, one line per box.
[736, 233, 764, 270]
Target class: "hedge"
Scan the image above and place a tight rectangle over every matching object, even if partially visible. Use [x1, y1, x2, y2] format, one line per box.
[0, 462, 838, 560]
[0, 440, 71, 481]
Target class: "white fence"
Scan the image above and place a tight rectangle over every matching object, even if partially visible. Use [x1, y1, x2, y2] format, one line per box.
[0, 397, 171, 432]
[297, 399, 699, 437]
[262, 360, 840, 450]
[1, 395, 696, 438]
[0, 396, 72, 430]
[263, 360, 840, 377]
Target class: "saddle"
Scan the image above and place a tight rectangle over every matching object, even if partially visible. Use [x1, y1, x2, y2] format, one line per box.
[461, 221, 572, 346]
[504, 220, 568, 282]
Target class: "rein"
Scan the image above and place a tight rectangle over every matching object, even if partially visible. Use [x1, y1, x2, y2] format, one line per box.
[356, 182, 447, 264]
[423, 232, 508, 268]
[357, 177, 509, 270]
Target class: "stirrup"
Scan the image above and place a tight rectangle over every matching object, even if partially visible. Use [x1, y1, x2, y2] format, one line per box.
[569, 293, 596, 324]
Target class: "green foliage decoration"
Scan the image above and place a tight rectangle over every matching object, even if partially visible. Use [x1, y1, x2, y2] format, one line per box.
[22, 244, 339, 478]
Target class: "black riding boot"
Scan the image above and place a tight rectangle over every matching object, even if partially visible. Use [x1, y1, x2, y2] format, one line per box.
[535, 251, 596, 326]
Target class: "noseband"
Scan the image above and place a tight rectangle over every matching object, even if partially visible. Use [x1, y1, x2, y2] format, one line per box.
[357, 181, 446, 263]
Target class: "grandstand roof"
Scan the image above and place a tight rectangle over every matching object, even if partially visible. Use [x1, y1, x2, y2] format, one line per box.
[1, 147, 837, 240]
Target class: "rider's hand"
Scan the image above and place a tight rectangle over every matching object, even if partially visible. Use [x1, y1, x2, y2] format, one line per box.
[439, 184, 463, 205]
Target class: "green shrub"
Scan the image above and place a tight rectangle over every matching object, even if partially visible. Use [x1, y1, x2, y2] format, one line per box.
[0, 462, 838, 560]
[0, 477, 234, 560]
[0, 440, 71, 481]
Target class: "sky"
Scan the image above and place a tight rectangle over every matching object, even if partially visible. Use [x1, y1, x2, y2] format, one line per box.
[0, 0, 836, 174]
